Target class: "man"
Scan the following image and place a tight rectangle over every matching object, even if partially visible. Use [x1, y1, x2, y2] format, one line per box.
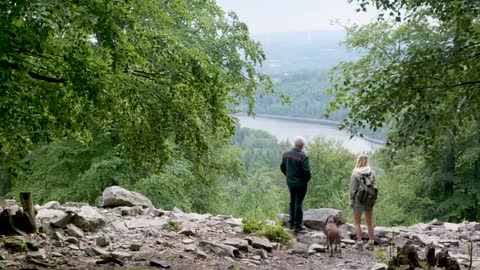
[280, 136, 311, 233]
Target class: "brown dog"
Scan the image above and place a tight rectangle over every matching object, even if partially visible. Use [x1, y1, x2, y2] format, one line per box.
[324, 215, 342, 257]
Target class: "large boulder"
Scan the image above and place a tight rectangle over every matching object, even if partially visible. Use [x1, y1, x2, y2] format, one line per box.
[303, 208, 346, 231]
[100, 186, 153, 208]
[71, 206, 105, 232]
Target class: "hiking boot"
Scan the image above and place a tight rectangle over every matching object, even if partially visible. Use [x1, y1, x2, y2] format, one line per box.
[354, 241, 364, 251]
[365, 240, 375, 251]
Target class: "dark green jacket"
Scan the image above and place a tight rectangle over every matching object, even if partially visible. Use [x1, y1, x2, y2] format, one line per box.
[280, 148, 311, 187]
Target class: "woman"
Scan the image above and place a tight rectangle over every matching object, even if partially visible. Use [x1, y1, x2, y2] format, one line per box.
[350, 154, 377, 251]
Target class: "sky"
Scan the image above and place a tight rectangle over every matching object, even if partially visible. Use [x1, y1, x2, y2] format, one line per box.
[216, 0, 379, 34]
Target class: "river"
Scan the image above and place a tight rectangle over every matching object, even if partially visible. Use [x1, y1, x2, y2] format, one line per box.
[235, 114, 383, 154]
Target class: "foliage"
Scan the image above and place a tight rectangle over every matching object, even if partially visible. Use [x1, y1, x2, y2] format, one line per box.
[0, 0, 274, 170]
[242, 218, 265, 234]
[303, 138, 356, 216]
[375, 249, 389, 264]
[232, 127, 290, 172]
[166, 220, 179, 232]
[259, 224, 292, 245]
[330, 3, 480, 148]
[8, 135, 126, 204]
[242, 218, 291, 244]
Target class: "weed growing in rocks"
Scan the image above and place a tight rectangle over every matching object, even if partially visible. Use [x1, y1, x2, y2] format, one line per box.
[166, 220, 179, 232]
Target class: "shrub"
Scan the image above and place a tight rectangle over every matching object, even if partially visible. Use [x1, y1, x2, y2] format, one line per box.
[259, 225, 292, 245]
[242, 218, 265, 234]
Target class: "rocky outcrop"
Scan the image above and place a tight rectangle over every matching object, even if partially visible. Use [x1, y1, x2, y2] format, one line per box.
[100, 186, 154, 208]
[1, 187, 479, 270]
[303, 208, 346, 230]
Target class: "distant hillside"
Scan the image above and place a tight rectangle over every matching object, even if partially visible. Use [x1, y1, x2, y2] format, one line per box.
[253, 31, 361, 74]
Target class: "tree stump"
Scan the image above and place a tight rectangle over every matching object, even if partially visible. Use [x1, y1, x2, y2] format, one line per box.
[20, 192, 37, 233]
[0, 193, 37, 235]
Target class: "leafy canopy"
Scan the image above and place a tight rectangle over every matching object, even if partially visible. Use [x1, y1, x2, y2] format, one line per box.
[329, 1, 480, 147]
[0, 0, 273, 167]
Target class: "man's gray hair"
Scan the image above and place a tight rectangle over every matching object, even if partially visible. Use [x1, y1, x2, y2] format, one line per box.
[293, 136, 306, 147]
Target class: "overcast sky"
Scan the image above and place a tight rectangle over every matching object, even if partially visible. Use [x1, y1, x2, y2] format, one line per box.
[216, 0, 379, 34]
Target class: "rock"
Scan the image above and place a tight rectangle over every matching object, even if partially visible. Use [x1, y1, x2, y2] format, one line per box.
[129, 243, 142, 251]
[310, 244, 326, 253]
[296, 232, 325, 245]
[225, 217, 242, 227]
[224, 238, 250, 252]
[196, 250, 208, 259]
[150, 260, 171, 268]
[179, 223, 196, 236]
[371, 263, 387, 270]
[71, 206, 105, 232]
[374, 226, 400, 238]
[292, 242, 308, 254]
[39, 201, 61, 210]
[126, 216, 167, 229]
[473, 223, 480, 231]
[101, 186, 153, 208]
[36, 209, 65, 220]
[444, 222, 459, 232]
[430, 219, 444, 226]
[50, 212, 73, 228]
[108, 220, 129, 232]
[63, 202, 89, 208]
[51, 252, 62, 257]
[68, 244, 79, 250]
[394, 236, 410, 247]
[118, 206, 144, 216]
[439, 239, 460, 247]
[29, 249, 47, 260]
[199, 240, 240, 258]
[184, 244, 196, 251]
[254, 248, 269, 259]
[65, 237, 78, 244]
[5, 236, 27, 252]
[84, 247, 109, 257]
[411, 234, 440, 247]
[303, 208, 346, 231]
[110, 251, 132, 259]
[54, 230, 67, 242]
[250, 236, 273, 252]
[341, 239, 356, 245]
[66, 224, 84, 238]
[96, 234, 111, 247]
[183, 239, 194, 244]
[172, 207, 183, 214]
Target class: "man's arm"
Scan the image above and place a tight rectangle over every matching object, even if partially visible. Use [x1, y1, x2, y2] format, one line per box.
[302, 157, 311, 181]
[280, 156, 286, 176]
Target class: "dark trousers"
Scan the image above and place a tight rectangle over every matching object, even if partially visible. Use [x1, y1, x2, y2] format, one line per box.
[288, 185, 308, 228]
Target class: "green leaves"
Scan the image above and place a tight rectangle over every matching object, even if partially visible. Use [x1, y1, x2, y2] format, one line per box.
[0, 0, 273, 169]
[328, 15, 480, 148]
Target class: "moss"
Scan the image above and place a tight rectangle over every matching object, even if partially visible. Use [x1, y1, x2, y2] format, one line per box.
[5, 236, 27, 252]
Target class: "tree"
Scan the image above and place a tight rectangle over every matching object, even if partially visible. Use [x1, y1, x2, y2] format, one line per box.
[328, 16, 480, 148]
[0, 0, 273, 168]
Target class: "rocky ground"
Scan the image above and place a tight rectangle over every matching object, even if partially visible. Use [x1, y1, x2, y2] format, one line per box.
[0, 186, 479, 270]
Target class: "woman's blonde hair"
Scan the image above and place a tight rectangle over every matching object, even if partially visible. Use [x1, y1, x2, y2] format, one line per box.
[354, 154, 369, 169]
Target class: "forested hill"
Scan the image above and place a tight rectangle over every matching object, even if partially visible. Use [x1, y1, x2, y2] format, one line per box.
[243, 31, 358, 123]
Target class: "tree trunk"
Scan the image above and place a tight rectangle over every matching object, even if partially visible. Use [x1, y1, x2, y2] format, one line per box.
[19, 192, 37, 233]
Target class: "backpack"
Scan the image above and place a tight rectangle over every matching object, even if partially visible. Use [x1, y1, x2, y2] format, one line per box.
[355, 174, 378, 207]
